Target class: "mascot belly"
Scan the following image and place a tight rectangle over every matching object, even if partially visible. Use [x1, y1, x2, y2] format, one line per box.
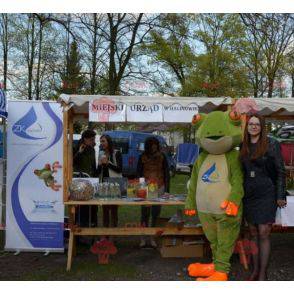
[185, 111, 244, 281]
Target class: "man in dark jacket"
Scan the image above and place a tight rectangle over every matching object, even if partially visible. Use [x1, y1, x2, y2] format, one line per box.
[73, 129, 98, 227]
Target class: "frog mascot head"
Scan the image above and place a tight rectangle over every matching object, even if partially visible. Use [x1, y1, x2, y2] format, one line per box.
[185, 110, 244, 281]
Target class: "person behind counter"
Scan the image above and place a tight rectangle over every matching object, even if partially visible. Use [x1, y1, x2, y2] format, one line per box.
[73, 129, 98, 227]
[137, 136, 170, 248]
[97, 134, 122, 228]
[240, 114, 286, 281]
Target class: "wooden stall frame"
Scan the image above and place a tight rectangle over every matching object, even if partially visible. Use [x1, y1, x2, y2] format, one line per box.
[62, 96, 294, 271]
[61, 100, 210, 271]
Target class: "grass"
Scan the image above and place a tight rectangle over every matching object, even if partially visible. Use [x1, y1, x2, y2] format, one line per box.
[21, 257, 137, 281]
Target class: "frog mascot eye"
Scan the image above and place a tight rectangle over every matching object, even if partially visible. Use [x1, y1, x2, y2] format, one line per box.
[191, 113, 207, 128]
[228, 110, 241, 125]
[192, 113, 202, 125]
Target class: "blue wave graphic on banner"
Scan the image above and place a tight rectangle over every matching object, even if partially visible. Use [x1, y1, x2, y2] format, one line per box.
[11, 103, 63, 248]
[0, 88, 8, 119]
[12, 107, 46, 140]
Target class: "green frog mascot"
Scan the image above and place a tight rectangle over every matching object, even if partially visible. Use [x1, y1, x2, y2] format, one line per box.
[185, 110, 244, 281]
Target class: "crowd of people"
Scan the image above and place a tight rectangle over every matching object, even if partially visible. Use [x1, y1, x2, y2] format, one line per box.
[72, 112, 287, 280]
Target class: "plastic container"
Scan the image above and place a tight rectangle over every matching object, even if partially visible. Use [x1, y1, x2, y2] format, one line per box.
[136, 177, 148, 199]
[147, 179, 158, 199]
[127, 179, 139, 197]
[69, 179, 94, 201]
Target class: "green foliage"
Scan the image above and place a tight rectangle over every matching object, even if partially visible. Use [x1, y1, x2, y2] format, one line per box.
[182, 14, 251, 97]
[142, 14, 196, 93]
[143, 13, 251, 98]
[59, 41, 85, 94]
[182, 50, 251, 97]
[3, 13, 293, 100]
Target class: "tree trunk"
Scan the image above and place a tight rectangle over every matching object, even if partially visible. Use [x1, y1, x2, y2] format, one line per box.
[108, 14, 117, 95]
[107, 13, 143, 95]
[1, 14, 8, 91]
[254, 56, 259, 98]
[267, 77, 274, 98]
[88, 14, 99, 130]
[253, 69, 258, 97]
[66, 14, 71, 77]
[90, 13, 98, 95]
[28, 15, 35, 100]
[36, 21, 43, 100]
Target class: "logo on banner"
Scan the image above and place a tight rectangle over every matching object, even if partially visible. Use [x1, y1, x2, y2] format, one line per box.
[12, 106, 46, 140]
[91, 97, 124, 122]
[202, 163, 220, 183]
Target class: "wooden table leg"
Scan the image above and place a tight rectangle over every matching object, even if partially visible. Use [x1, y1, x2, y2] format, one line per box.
[73, 234, 77, 257]
[67, 205, 76, 271]
[67, 230, 75, 271]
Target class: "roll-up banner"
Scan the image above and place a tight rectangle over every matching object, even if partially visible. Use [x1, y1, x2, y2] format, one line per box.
[5, 101, 64, 252]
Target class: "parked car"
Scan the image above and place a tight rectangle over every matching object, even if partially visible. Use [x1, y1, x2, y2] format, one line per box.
[276, 125, 294, 140]
[175, 143, 199, 174]
[103, 130, 176, 178]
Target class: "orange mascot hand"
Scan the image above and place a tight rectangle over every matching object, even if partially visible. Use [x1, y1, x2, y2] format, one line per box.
[184, 209, 196, 216]
[220, 200, 238, 216]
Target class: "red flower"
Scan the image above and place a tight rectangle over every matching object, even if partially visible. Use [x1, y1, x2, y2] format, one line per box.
[91, 239, 118, 264]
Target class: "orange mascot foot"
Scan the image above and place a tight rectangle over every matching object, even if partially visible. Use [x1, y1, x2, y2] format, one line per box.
[187, 263, 215, 277]
[196, 271, 228, 281]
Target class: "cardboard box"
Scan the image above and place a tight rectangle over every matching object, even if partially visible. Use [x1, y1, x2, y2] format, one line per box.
[160, 244, 204, 258]
[156, 217, 170, 227]
[162, 236, 183, 246]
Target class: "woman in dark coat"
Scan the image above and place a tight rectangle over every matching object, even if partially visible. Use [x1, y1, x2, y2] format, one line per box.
[240, 114, 286, 281]
[136, 136, 170, 248]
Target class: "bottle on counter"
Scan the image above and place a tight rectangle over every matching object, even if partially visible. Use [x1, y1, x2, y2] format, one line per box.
[137, 177, 148, 199]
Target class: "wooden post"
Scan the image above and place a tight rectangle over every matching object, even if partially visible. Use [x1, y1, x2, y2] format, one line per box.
[67, 230, 75, 271]
[63, 104, 69, 202]
[68, 109, 73, 185]
[67, 204, 76, 271]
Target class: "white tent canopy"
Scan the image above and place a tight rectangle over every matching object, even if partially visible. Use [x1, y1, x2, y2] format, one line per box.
[254, 98, 294, 116]
[59, 94, 294, 123]
[59, 94, 232, 123]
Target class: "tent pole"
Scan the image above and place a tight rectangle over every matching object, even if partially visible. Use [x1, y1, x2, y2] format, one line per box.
[68, 109, 73, 184]
[63, 104, 69, 202]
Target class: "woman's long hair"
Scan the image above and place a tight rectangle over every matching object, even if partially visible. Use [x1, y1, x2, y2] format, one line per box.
[100, 134, 114, 154]
[144, 136, 160, 156]
[240, 113, 268, 161]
